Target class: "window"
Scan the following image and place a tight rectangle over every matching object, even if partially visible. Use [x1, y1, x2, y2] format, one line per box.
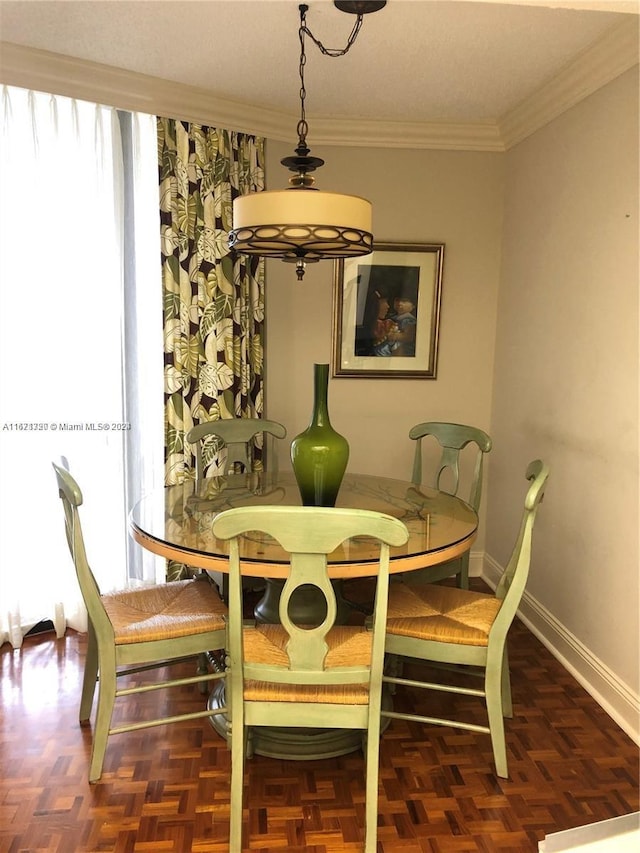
[0, 86, 163, 647]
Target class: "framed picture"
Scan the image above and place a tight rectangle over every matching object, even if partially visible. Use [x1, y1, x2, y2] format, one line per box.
[332, 242, 444, 379]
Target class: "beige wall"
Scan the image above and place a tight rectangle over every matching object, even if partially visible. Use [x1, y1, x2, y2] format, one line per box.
[487, 69, 639, 703]
[265, 144, 504, 554]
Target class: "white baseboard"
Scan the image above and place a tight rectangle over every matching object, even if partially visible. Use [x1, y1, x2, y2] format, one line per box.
[469, 550, 485, 578]
[482, 553, 640, 746]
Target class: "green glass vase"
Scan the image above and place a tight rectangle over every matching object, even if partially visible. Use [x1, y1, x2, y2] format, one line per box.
[290, 363, 350, 507]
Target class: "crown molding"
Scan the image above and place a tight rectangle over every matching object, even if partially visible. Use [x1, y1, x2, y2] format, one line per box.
[306, 117, 504, 151]
[1, 18, 637, 154]
[0, 42, 501, 151]
[0, 42, 293, 140]
[499, 18, 639, 149]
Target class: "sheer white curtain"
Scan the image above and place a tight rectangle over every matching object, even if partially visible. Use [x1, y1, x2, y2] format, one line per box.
[0, 86, 163, 648]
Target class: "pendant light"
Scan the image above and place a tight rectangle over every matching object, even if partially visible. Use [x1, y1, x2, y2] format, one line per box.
[228, 2, 385, 280]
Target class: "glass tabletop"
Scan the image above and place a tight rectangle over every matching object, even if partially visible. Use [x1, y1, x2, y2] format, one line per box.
[129, 471, 478, 578]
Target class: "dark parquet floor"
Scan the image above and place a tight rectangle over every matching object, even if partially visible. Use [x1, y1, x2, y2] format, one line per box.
[1, 579, 638, 852]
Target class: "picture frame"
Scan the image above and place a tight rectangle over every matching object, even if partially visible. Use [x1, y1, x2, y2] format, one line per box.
[332, 242, 444, 379]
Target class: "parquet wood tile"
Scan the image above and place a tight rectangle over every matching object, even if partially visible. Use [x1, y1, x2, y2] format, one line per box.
[1, 580, 638, 852]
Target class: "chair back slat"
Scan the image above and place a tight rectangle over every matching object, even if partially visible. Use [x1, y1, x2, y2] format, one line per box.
[281, 554, 336, 670]
[435, 445, 463, 495]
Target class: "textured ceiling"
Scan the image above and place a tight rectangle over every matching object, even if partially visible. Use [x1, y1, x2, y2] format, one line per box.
[0, 0, 636, 126]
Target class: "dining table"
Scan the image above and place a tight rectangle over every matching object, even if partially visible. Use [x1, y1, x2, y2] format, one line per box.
[129, 469, 478, 759]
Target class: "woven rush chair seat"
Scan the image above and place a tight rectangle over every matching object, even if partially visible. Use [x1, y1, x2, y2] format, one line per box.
[386, 583, 501, 646]
[103, 580, 228, 644]
[243, 623, 373, 704]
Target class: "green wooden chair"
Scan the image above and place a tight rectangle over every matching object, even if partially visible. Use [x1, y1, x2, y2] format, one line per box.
[409, 421, 492, 588]
[52, 460, 228, 783]
[186, 418, 286, 482]
[382, 460, 549, 778]
[212, 505, 409, 853]
[186, 418, 287, 599]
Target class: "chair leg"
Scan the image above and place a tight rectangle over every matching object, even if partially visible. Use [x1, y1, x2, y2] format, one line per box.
[457, 551, 470, 590]
[80, 620, 98, 723]
[501, 647, 513, 718]
[89, 651, 116, 783]
[229, 709, 246, 851]
[364, 707, 382, 853]
[485, 656, 508, 779]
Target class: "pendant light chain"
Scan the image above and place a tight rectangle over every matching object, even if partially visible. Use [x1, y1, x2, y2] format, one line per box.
[300, 7, 364, 58]
[297, 3, 364, 147]
[297, 6, 310, 150]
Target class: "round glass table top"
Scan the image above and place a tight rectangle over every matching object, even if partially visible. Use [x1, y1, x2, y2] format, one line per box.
[129, 471, 478, 578]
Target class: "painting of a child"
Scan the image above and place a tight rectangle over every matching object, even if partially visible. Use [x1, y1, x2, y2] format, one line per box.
[355, 264, 420, 357]
[373, 290, 418, 357]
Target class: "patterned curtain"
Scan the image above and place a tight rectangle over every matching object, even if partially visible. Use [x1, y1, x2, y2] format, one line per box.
[158, 120, 265, 486]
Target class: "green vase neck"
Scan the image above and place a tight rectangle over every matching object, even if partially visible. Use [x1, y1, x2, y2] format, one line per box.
[311, 363, 331, 428]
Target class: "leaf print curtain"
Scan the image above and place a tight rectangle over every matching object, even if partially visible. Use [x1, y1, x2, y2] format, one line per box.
[158, 120, 265, 486]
